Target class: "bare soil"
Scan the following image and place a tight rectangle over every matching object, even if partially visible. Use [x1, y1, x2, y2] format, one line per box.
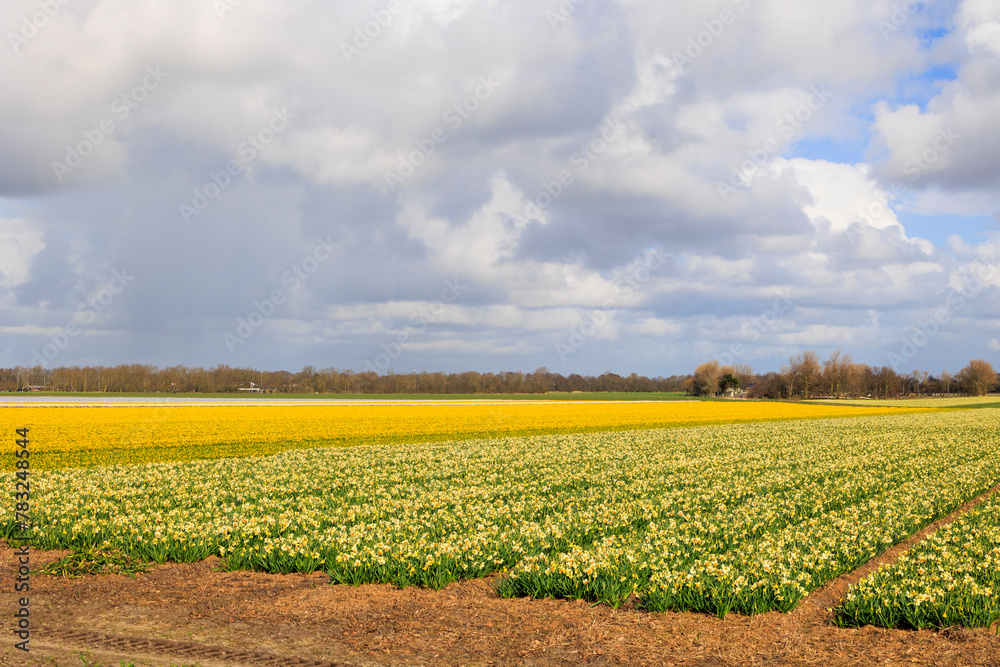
[4, 486, 1000, 667]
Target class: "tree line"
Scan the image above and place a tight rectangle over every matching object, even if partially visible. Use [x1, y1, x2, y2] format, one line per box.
[0, 364, 689, 395]
[688, 351, 999, 398]
[4, 354, 995, 398]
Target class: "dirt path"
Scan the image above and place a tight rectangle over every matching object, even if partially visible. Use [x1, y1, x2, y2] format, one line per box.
[4, 487, 1000, 666]
[3, 556, 999, 666]
[794, 481, 1000, 627]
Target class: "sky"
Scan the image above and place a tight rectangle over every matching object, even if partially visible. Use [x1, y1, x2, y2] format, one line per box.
[1, 0, 999, 378]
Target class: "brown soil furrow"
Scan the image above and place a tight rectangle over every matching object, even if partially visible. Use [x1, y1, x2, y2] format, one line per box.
[2, 550, 998, 666]
[35, 627, 343, 666]
[5, 483, 1000, 666]
[795, 480, 1000, 624]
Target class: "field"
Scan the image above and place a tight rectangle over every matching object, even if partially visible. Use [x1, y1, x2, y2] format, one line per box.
[836, 488, 1000, 630]
[0, 399, 927, 470]
[3, 397, 1000, 665]
[807, 395, 1000, 409]
[1, 391, 706, 401]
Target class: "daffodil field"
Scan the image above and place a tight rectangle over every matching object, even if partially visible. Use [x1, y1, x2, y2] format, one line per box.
[0, 400, 922, 470]
[835, 490, 1000, 629]
[807, 396, 1000, 409]
[4, 402, 1000, 628]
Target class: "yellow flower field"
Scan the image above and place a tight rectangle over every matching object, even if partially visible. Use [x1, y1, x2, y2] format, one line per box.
[1, 400, 929, 470]
[7, 409, 999, 621]
[807, 396, 1000, 409]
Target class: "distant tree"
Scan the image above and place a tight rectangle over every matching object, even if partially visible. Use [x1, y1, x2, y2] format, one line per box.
[873, 366, 902, 399]
[719, 373, 739, 394]
[822, 349, 852, 397]
[844, 362, 871, 398]
[747, 371, 784, 399]
[691, 361, 723, 396]
[733, 364, 754, 390]
[957, 360, 997, 396]
[939, 370, 953, 396]
[529, 367, 552, 393]
[780, 365, 795, 397]
[912, 370, 930, 397]
[785, 351, 821, 398]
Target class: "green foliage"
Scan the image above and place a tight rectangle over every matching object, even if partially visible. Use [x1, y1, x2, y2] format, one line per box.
[38, 547, 154, 578]
[835, 491, 1000, 629]
[13, 410, 1000, 623]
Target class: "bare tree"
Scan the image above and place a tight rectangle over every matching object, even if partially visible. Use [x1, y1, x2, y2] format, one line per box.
[873, 366, 901, 399]
[747, 371, 784, 398]
[957, 359, 998, 396]
[822, 349, 852, 397]
[844, 362, 871, 398]
[939, 369, 953, 396]
[691, 361, 724, 396]
[733, 364, 755, 391]
[786, 351, 821, 398]
[780, 364, 796, 398]
[912, 370, 930, 397]
[0, 364, 689, 395]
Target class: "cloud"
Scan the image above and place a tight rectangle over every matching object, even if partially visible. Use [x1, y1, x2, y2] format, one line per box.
[868, 0, 1000, 198]
[960, 0, 1000, 57]
[0, 217, 44, 289]
[0, 0, 996, 376]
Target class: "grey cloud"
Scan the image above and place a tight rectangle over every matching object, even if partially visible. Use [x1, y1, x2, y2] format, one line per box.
[0, 0, 997, 376]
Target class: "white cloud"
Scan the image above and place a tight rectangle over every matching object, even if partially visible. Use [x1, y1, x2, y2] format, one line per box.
[0, 0, 996, 375]
[960, 0, 1000, 57]
[866, 0, 1000, 198]
[775, 323, 873, 347]
[269, 126, 398, 188]
[0, 218, 44, 289]
[771, 158, 939, 270]
[0, 325, 59, 336]
[775, 159, 903, 233]
[630, 317, 682, 338]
